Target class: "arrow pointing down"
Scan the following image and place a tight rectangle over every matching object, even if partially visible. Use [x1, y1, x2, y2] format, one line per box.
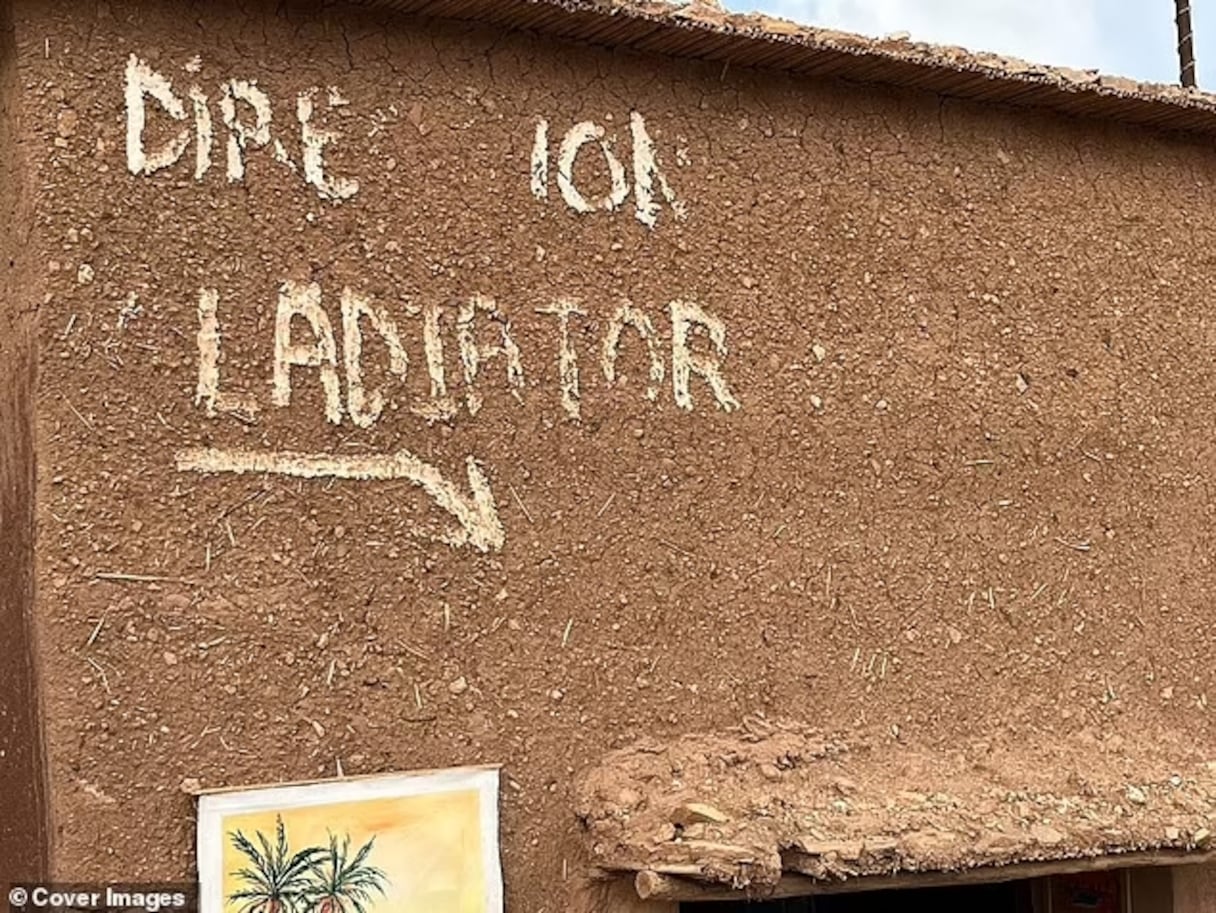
[176, 447, 505, 552]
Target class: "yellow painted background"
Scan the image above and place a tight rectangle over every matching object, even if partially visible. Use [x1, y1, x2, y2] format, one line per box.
[219, 789, 488, 913]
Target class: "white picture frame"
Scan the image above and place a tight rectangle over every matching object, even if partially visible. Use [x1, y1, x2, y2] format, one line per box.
[197, 766, 503, 913]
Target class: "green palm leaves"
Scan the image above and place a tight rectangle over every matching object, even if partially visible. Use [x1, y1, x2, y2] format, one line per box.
[303, 834, 389, 913]
[227, 817, 389, 913]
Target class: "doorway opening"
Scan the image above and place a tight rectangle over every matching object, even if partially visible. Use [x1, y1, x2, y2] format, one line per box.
[681, 870, 1141, 913]
[684, 879, 1033, 913]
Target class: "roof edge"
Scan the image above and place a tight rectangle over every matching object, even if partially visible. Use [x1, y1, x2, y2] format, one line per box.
[352, 0, 1216, 138]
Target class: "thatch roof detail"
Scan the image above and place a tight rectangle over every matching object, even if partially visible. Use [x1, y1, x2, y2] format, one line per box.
[358, 0, 1216, 137]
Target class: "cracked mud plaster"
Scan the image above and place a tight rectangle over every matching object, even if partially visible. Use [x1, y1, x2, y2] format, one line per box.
[16, 0, 1216, 906]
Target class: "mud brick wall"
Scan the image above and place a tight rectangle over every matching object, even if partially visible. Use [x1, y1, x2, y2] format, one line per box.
[5, 0, 1216, 906]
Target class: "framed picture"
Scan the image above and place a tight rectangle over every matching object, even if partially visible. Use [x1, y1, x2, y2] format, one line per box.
[197, 766, 503, 913]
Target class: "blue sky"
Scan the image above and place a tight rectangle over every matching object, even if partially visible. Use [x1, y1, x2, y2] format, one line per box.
[724, 1, 1211, 87]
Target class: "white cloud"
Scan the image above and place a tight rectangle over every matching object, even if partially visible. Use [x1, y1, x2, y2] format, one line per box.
[740, 0, 1105, 72]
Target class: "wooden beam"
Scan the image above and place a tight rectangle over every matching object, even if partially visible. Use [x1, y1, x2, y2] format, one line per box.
[635, 871, 826, 902]
[1177, 0, 1198, 88]
[632, 848, 1216, 902]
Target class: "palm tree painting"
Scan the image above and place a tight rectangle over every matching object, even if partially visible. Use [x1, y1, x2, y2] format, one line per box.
[199, 767, 502, 913]
[227, 818, 390, 913]
[303, 834, 389, 913]
[227, 816, 325, 913]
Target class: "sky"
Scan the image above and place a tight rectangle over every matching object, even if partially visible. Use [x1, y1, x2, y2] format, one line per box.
[723, 1, 1213, 87]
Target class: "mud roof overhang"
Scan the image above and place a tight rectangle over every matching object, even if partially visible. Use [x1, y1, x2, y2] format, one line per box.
[353, 0, 1216, 139]
[574, 721, 1216, 901]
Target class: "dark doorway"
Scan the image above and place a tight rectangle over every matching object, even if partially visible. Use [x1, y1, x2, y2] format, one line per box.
[684, 879, 1033, 913]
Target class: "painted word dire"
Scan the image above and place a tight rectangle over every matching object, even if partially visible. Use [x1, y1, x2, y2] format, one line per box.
[531, 114, 687, 228]
[196, 281, 740, 427]
[125, 55, 358, 202]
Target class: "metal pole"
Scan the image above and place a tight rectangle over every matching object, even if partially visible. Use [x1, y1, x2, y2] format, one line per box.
[1177, 0, 1198, 88]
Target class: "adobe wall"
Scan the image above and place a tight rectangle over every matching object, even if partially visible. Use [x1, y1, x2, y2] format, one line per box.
[0, 0, 49, 882]
[10, 0, 1216, 905]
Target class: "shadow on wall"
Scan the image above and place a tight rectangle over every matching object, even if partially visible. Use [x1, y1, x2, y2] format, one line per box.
[0, 0, 49, 882]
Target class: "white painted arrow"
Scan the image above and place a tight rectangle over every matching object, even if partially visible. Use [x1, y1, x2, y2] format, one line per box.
[175, 447, 505, 553]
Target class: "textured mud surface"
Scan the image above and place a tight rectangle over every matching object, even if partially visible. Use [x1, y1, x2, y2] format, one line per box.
[7, 0, 1216, 904]
[577, 720, 1216, 889]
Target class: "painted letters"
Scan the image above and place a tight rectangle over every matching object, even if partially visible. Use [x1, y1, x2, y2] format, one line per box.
[556, 123, 630, 214]
[537, 299, 586, 420]
[531, 112, 688, 228]
[670, 300, 740, 412]
[457, 296, 525, 418]
[341, 289, 409, 429]
[273, 281, 343, 425]
[298, 89, 361, 201]
[602, 301, 665, 402]
[220, 79, 273, 183]
[125, 56, 191, 176]
[124, 55, 359, 201]
[198, 285, 741, 427]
